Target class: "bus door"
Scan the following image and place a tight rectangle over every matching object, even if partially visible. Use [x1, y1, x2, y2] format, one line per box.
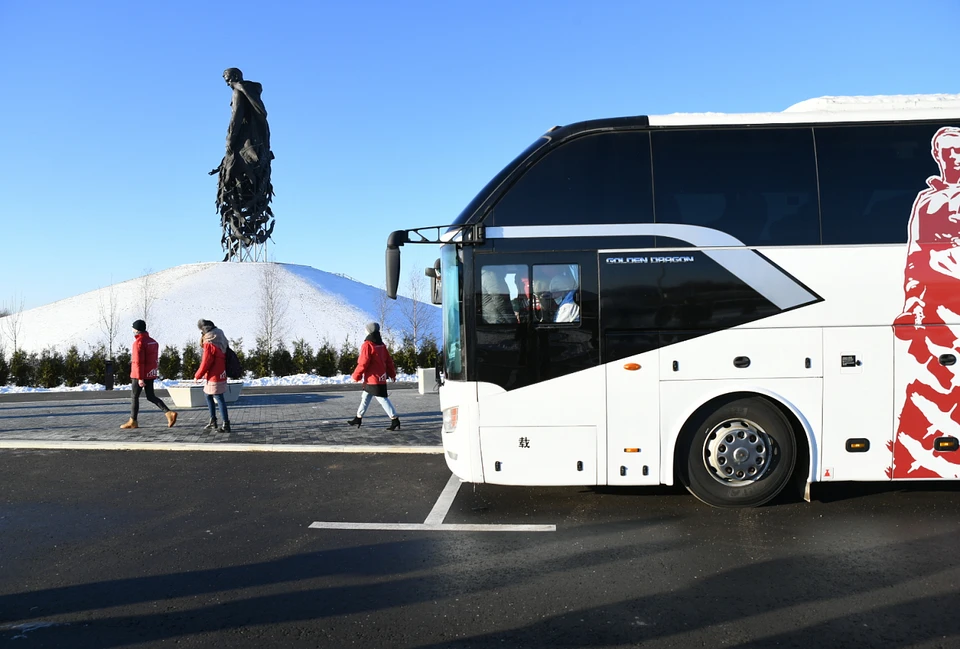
[472, 251, 601, 484]
[599, 251, 662, 485]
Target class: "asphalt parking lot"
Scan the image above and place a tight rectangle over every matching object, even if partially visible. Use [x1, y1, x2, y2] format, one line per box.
[4, 446, 960, 648]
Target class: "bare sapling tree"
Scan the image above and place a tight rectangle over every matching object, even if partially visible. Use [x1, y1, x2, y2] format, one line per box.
[258, 262, 288, 370]
[138, 268, 158, 328]
[97, 283, 120, 359]
[399, 268, 427, 352]
[374, 283, 395, 344]
[1, 293, 25, 353]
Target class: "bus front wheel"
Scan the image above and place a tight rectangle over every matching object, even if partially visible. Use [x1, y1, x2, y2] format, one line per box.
[679, 397, 797, 508]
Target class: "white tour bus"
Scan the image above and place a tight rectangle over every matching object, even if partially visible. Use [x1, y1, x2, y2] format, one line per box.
[386, 93, 960, 507]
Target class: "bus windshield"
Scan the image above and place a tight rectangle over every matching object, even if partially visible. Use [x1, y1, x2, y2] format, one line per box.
[440, 244, 463, 379]
[449, 136, 550, 227]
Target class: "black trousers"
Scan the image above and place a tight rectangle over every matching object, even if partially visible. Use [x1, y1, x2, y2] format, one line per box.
[131, 379, 169, 419]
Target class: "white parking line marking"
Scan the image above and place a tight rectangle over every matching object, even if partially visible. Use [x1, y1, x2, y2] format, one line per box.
[309, 472, 557, 532]
[309, 522, 555, 532]
[0, 441, 443, 454]
[424, 474, 461, 524]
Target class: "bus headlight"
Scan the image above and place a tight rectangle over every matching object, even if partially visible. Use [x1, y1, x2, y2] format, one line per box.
[442, 407, 458, 433]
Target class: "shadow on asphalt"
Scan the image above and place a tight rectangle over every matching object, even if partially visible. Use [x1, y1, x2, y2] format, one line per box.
[229, 394, 339, 406]
[813, 479, 960, 504]
[588, 480, 960, 508]
[4, 524, 960, 648]
[587, 484, 690, 498]
[0, 408, 128, 420]
[0, 401, 130, 411]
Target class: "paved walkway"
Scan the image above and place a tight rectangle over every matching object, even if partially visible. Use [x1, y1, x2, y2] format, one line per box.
[0, 384, 442, 450]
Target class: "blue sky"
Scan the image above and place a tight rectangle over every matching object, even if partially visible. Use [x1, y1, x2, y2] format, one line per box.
[1, 0, 955, 310]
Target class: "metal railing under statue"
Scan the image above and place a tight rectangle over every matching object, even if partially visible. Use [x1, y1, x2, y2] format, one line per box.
[210, 67, 276, 262]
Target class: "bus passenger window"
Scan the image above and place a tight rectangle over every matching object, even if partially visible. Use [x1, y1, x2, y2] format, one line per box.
[816, 123, 940, 245]
[479, 265, 528, 324]
[533, 264, 580, 324]
[652, 128, 819, 246]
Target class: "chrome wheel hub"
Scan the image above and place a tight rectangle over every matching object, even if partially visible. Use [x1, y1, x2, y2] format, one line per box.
[703, 418, 773, 486]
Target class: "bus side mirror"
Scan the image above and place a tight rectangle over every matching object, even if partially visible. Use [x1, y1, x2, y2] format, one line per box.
[386, 247, 401, 299]
[425, 265, 441, 305]
[385, 230, 409, 300]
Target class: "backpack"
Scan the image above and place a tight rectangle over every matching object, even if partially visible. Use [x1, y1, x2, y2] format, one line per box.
[225, 346, 244, 380]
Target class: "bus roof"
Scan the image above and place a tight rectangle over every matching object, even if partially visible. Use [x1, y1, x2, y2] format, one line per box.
[646, 93, 960, 127]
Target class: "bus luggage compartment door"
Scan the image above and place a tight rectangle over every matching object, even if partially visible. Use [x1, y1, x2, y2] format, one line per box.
[479, 426, 597, 485]
[822, 326, 893, 481]
[606, 352, 661, 485]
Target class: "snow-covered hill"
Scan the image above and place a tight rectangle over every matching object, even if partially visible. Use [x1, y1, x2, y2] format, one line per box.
[1, 262, 440, 355]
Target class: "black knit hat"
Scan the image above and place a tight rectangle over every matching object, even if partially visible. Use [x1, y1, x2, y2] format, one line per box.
[132, 319, 146, 332]
[197, 319, 215, 330]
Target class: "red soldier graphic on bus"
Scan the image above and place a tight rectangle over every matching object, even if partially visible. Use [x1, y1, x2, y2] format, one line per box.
[893, 126, 960, 478]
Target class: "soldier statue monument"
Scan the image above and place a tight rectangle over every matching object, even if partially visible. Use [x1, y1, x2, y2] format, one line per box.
[210, 68, 276, 262]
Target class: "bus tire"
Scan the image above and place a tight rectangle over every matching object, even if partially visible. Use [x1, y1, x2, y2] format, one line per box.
[679, 397, 797, 508]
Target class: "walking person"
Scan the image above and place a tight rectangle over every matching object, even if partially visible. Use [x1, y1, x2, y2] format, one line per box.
[347, 322, 401, 430]
[121, 320, 177, 429]
[195, 319, 231, 432]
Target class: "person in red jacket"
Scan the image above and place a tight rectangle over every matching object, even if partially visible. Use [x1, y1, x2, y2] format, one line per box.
[121, 320, 177, 429]
[347, 322, 401, 430]
[195, 319, 231, 433]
